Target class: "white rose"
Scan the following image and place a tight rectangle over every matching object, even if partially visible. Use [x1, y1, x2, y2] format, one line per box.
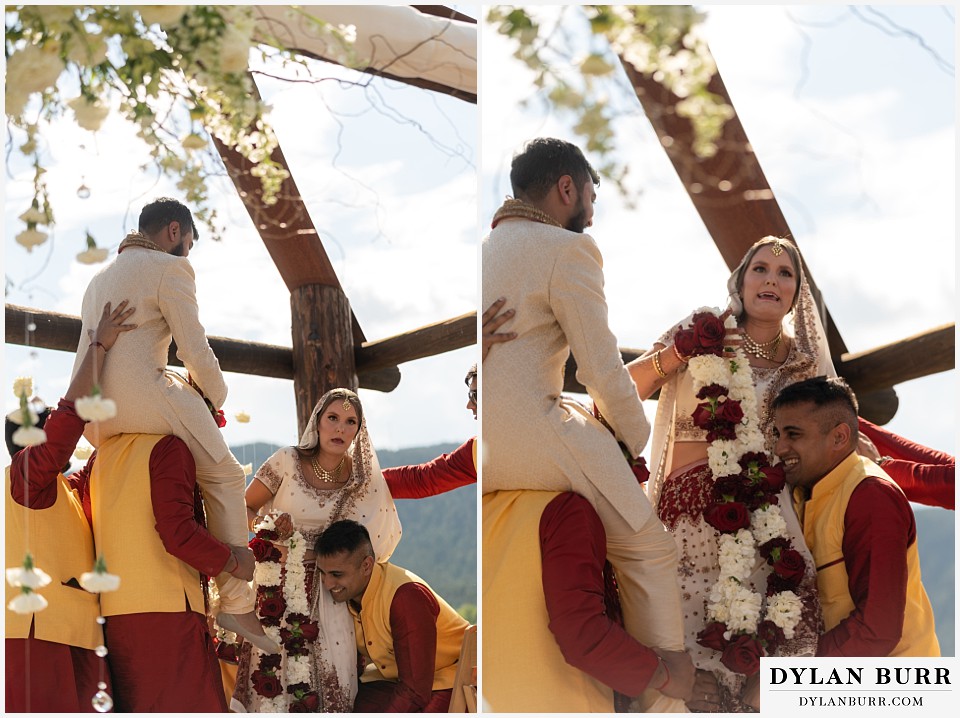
[13, 426, 47, 447]
[767, 591, 803, 638]
[241, 463, 253, 476]
[136, 5, 188, 27]
[751, 505, 788, 544]
[16, 227, 48, 252]
[79, 570, 121, 593]
[234, 410, 250, 423]
[6, 565, 52, 590]
[68, 96, 110, 132]
[218, 26, 252, 73]
[8, 591, 48, 614]
[5, 43, 65, 100]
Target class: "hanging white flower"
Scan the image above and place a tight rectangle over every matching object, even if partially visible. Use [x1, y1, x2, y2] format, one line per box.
[13, 426, 47, 447]
[6, 554, 52, 590]
[241, 463, 253, 476]
[4, 43, 65, 118]
[6, 407, 38, 426]
[13, 377, 33, 399]
[8, 591, 48, 614]
[15, 227, 48, 253]
[74, 445, 94, 460]
[181, 133, 208, 151]
[65, 33, 109, 66]
[18, 206, 47, 225]
[218, 25, 253, 73]
[234, 410, 251, 423]
[75, 391, 117, 422]
[79, 555, 121, 593]
[76, 231, 110, 265]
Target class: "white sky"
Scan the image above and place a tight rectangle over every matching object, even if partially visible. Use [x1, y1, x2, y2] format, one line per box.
[3, 6, 480, 467]
[480, 4, 955, 459]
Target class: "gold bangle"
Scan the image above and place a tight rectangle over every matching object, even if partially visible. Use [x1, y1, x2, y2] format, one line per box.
[672, 343, 689, 364]
[652, 350, 667, 379]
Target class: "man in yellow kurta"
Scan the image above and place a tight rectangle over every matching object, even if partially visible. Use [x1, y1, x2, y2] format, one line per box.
[316, 519, 468, 712]
[772, 376, 939, 657]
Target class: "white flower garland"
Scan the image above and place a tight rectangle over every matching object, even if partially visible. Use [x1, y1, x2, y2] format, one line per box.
[686, 311, 802, 646]
[250, 512, 312, 712]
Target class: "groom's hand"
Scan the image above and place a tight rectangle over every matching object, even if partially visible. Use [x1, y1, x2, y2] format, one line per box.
[653, 648, 696, 702]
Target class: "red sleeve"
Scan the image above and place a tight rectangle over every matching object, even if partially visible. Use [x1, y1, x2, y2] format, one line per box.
[149, 436, 231, 576]
[540, 493, 659, 696]
[859, 418, 953, 466]
[10, 399, 85, 510]
[382, 439, 476, 499]
[817, 478, 914, 657]
[380, 582, 440, 712]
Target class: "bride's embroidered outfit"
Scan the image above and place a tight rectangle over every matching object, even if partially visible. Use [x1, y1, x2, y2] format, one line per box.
[646, 258, 834, 711]
[232, 398, 401, 712]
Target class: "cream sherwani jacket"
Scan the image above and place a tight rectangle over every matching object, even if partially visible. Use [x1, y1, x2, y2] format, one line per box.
[70, 247, 229, 465]
[482, 219, 653, 531]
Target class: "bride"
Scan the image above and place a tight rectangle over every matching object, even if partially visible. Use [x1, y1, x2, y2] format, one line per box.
[231, 388, 401, 712]
[627, 236, 832, 711]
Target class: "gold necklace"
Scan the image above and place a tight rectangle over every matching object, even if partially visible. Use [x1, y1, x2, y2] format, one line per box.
[491, 197, 563, 229]
[742, 328, 782, 362]
[311, 455, 345, 483]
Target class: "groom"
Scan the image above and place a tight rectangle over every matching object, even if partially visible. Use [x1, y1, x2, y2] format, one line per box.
[481, 137, 692, 710]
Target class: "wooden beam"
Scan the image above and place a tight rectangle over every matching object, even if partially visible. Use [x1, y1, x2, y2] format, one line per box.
[4, 304, 488, 393]
[835, 324, 955, 395]
[412, 6, 477, 24]
[356, 312, 476, 373]
[619, 48, 849, 360]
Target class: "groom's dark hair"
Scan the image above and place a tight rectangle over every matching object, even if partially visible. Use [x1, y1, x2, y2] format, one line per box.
[315, 519, 375, 559]
[510, 138, 600, 202]
[139, 197, 199, 240]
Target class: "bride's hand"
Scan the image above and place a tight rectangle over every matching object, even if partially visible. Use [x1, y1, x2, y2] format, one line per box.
[273, 512, 294, 540]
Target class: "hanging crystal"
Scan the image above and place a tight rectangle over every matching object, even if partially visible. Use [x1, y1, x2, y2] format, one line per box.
[91, 689, 113, 712]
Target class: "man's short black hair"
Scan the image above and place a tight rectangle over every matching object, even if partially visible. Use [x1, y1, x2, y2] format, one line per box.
[139, 197, 199, 240]
[510, 138, 600, 202]
[772, 376, 859, 435]
[315, 519, 374, 558]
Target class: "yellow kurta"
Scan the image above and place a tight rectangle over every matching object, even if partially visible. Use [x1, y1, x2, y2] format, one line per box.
[5, 467, 102, 649]
[351, 562, 467, 691]
[794, 452, 939, 656]
[91, 434, 204, 616]
[482, 490, 614, 713]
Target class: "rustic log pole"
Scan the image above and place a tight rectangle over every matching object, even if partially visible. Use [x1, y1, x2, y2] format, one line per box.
[290, 285, 357, 435]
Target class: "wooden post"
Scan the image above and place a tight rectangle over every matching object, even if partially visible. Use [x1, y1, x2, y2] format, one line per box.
[291, 285, 357, 436]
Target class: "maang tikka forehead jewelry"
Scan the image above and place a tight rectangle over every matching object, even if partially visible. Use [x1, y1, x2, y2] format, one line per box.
[342, 395, 352, 412]
[771, 238, 784, 256]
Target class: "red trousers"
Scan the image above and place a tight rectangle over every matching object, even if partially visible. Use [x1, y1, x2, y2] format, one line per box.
[104, 610, 226, 712]
[5, 628, 106, 712]
[355, 681, 452, 713]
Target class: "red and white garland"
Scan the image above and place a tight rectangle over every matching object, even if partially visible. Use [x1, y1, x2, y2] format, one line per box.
[249, 512, 321, 712]
[676, 309, 805, 676]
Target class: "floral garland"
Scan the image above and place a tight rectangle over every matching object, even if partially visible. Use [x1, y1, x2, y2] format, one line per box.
[249, 513, 321, 712]
[677, 309, 805, 676]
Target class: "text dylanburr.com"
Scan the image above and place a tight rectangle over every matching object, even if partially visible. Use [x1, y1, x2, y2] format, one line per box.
[761, 658, 957, 715]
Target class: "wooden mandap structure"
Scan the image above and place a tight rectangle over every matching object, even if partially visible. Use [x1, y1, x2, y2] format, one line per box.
[561, 39, 954, 425]
[6, 5, 478, 437]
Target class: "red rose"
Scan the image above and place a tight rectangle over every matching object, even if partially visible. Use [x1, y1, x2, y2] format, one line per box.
[759, 464, 786, 494]
[715, 399, 744, 424]
[628, 457, 650, 485]
[713, 475, 749, 503]
[250, 538, 280, 563]
[757, 620, 785, 650]
[692, 312, 726, 353]
[283, 637, 309, 657]
[673, 328, 697, 359]
[739, 452, 770, 473]
[691, 403, 714, 430]
[299, 693, 321, 711]
[258, 595, 287, 624]
[767, 572, 797, 596]
[720, 634, 763, 675]
[707, 423, 738, 442]
[252, 672, 283, 698]
[772, 548, 807, 584]
[214, 409, 227, 428]
[696, 621, 730, 651]
[704, 501, 751, 533]
[215, 640, 239, 663]
[759, 537, 790, 561]
[696, 383, 727, 400]
[259, 653, 282, 671]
